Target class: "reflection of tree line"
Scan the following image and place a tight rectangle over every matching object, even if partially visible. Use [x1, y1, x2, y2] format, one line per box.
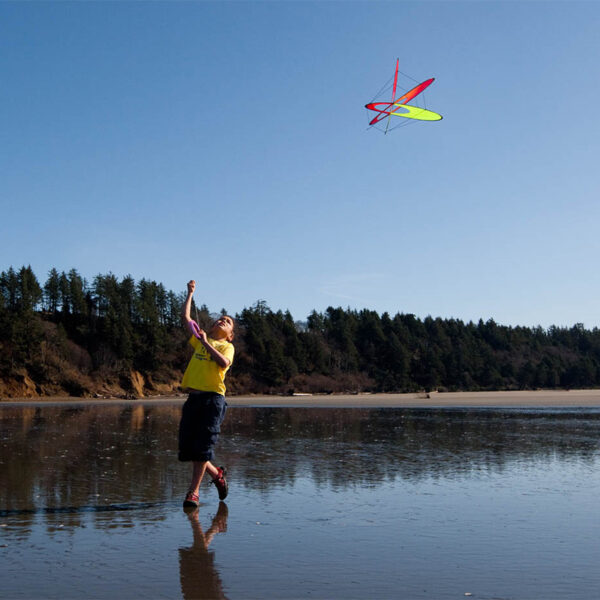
[2, 406, 599, 527]
[221, 408, 600, 490]
[0, 405, 183, 534]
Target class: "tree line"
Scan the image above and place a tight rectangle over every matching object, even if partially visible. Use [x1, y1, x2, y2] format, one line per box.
[2, 265, 600, 396]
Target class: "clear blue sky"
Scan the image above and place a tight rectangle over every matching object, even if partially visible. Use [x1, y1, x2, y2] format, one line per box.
[2, 1, 599, 328]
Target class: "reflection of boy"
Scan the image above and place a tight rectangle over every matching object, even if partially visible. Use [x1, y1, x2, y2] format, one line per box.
[179, 280, 234, 508]
[179, 502, 229, 600]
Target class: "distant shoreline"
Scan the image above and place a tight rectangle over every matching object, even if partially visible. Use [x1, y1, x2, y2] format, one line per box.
[3, 389, 600, 408]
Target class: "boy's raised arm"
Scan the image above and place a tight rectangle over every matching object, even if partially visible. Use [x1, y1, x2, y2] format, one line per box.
[182, 280, 195, 325]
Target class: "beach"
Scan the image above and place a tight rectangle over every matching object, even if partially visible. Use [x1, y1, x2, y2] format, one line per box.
[3, 389, 600, 407]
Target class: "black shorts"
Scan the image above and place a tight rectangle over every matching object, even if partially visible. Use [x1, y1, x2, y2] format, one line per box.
[178, 391, 227, 462]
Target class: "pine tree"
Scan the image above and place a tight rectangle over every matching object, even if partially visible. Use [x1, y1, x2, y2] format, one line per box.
[44, 268, 61, 315]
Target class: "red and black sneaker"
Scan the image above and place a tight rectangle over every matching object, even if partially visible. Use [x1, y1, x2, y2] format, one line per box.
[183, 490, 199, 508]
[211, 467, 228, 500]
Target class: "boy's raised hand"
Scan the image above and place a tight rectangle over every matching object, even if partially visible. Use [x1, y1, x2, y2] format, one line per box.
[187, 280, 196, 295]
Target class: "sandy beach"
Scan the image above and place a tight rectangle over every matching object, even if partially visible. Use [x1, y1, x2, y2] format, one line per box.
[3, 389, 600, 408]
[230, 389, 600, 408]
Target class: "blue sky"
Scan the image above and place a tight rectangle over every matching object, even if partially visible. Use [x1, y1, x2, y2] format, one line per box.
[2, 1, 599, 328]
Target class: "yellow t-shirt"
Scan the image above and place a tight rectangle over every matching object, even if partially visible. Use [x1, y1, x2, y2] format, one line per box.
[181, 336, 235, 396]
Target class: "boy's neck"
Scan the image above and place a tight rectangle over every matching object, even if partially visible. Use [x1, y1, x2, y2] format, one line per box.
[209, 329, 227, 341]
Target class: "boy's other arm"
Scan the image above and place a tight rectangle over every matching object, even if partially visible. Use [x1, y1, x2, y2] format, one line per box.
[197, 334, 231, 369]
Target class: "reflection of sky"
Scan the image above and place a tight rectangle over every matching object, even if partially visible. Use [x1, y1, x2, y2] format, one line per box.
[1, 405, 599, 599]
[218, 460, 600, 600]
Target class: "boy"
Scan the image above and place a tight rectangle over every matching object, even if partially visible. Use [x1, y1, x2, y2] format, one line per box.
[179, 280, 235, 508]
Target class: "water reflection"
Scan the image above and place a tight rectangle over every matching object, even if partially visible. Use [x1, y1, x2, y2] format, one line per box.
[179, 503, 229, 600]
[1, 404, 599, 525]
[0, 501, 174, 517]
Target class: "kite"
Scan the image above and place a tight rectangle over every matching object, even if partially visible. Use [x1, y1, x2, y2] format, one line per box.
[365, 59, 442, 133]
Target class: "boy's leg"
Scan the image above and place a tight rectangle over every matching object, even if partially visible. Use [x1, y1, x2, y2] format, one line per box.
[184, 462, 207, 508]
[205, 460, 228, 500]
[202, 395, 228, 499]
[205, 461, 219, 479]
[189, 461, 209, 494]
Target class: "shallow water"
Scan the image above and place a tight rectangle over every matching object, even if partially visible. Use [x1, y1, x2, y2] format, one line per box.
[1, 404, 599, 599]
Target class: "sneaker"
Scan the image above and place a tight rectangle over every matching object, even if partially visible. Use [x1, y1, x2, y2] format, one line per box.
[183, 490, 199, 508]
[211, 467, 228, 500]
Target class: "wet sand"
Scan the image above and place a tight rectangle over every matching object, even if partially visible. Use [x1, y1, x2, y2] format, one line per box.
[2, 403, 600, 599]
[3, 389, 600, 407]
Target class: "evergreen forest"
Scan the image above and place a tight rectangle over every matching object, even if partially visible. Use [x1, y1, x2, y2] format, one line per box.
[2, 265, 600, 398]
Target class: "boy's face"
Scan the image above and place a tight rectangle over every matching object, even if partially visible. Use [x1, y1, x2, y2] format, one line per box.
[210, 315, 235, 341]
